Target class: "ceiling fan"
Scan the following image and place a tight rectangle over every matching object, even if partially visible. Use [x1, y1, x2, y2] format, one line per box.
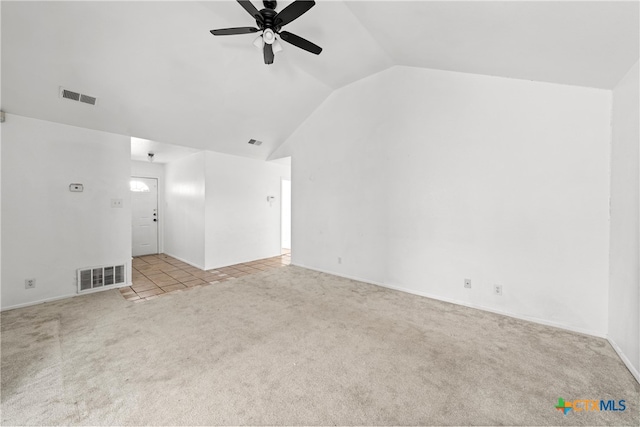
[210, 0, 322, 65]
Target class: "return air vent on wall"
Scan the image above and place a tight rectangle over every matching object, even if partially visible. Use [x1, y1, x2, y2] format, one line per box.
[60, 87, 98, 106]
[248, 139, 263, 146]
[77, 264, 126, 294]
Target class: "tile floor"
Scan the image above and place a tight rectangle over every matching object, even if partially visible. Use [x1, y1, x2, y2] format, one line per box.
[120, 250, 292, 302]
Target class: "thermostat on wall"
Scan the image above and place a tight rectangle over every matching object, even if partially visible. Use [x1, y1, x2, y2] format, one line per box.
[69, 183, 84, 192]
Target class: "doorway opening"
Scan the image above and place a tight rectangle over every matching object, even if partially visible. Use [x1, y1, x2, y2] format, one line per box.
[281, 178, 291, 256]
[131, 176, 159, 256]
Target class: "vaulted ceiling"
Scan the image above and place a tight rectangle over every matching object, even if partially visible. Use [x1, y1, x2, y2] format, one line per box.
[2, 1, 638, 161]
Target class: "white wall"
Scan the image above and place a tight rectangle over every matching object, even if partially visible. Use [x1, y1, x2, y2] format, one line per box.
[164, 152, 206, 269]
[204, 152, 290, 269]
[0, 123, 2, 306]
[281, 178, 291, 249]
[131, 160, 165, 253]
[1, 114, 131, 310]
[163, 151, 289, 270]
[609, 60, 640, 381]
[287, 66, 612, 336]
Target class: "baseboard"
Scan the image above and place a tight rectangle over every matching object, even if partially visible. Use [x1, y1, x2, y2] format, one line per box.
[292, 262, 606, 339]
[204, 252, 284, 271]
[1, 293, 77, 312]
[161, 252, 205, 270]
[607, 337, 640, 384]
[1, 281, 133, 312]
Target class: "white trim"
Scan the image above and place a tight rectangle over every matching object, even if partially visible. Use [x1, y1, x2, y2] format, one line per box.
[161, 252, 205, 270]
[280, 176, 292, 252]
[0, 282, 131, 312]
[205, 255, 284, 271]
[292, 262, 606, 339]
[607, 337, 640, 384]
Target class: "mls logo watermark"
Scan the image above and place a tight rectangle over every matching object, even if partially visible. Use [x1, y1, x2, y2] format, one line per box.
[555, 397, 627, 415]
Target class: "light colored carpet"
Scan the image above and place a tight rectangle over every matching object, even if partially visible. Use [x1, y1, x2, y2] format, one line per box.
[1, 266, 638, 425]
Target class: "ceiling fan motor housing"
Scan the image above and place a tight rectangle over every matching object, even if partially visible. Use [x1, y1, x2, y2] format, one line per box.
[258, 8, 279, 31]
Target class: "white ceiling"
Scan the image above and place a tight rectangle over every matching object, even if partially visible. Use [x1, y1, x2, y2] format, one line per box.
[2, 1, 638, 162]
[346, 1, 639, 90]
[131, 137, 202, 164]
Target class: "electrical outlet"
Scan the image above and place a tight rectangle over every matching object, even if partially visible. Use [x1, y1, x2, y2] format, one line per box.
[464, 278, 471, 289]
[494, 284, 502, 295]
[111, 198, 123, 208]
[25, 279, 36, 289]
[337, 257, 342, 264]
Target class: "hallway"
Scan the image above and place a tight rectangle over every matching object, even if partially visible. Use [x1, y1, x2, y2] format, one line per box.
[121, 251, 291, 302]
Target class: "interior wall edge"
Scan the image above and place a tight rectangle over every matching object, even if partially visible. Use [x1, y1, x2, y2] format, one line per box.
[161, 252, 205, 271]
[0, 279, 133, 312]
[204, 256, 279, 271]
[292, 262, 608, 340]
[0, 293, 77, 312]
[608, 337, 640, 384]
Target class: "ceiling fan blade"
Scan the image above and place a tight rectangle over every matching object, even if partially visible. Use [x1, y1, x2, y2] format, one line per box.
[274, 0, 315, 27]
[264, 43, 274, 65]
[279, 31, 322, 55]
[210, 27, 260, 36]
[237, 0, 264, 24]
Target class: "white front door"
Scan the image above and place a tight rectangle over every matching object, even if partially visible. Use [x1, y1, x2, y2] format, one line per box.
[131, 177, 158, 256]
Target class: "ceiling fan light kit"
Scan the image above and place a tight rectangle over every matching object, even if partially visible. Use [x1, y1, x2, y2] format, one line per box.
[263, 28, 275, 44]
[210, 0, 322, 65]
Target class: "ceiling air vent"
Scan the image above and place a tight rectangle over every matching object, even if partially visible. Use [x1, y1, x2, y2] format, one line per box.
[61, 89, 80, 101]
[59, 87, 98, 106]
[248, 139, 263, 146]
[80, 94, 97, 105]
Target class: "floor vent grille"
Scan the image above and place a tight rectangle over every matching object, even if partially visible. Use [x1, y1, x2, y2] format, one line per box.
[77, 264, 126, 293]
